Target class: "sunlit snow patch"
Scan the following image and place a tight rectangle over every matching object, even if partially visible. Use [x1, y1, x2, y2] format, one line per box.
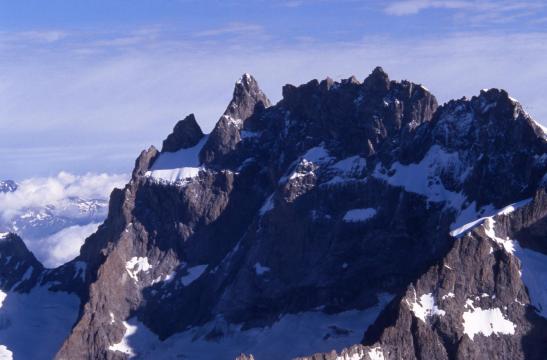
[145, 136, 208, 183]
[125, 257, 152, 281]
[483, 218, 515, 254]
[450, 198, 532, 238]
[283, 145, 333, 183]
[368, 347, 385, 360]
[109, 321, 138, 357]
[405, 291, 445, 322]
[0, 345, 12, 359]
[462, 299, 515, 340]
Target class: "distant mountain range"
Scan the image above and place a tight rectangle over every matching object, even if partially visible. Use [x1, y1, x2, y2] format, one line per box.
[0, 179, 109, 267]
[0, 68, 545, 360]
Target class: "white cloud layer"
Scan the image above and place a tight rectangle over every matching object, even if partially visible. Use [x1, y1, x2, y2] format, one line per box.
[0, 172, 127, 268]
[0, 172, 127, 221]
[32, 222, 102, 268]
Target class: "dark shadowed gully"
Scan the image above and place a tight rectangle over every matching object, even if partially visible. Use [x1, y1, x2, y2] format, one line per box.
[0, 67, 545, 360]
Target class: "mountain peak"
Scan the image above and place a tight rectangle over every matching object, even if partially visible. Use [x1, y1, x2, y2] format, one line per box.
[161, 113, 204, 153]
[0, 232, 43, 291]
[363, 66, 390, 93]
[199, 75, 271, 164]
[236, 73, 254, 87]
[225, 73, 271, 122]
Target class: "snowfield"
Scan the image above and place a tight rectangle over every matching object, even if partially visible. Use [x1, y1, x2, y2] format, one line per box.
[145, 136, 209, 184]
[0, 287, 79, 359]
[107, 293, 394, 360]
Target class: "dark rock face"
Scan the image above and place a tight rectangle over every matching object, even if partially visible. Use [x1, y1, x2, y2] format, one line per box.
[1, 68, 546, 360]
[132, 146, 159, 178]
[0, 233, 43, 291]
[298, 190, 547, 360]
[0, 180, 17, 193]
[161, 113, 204, 153]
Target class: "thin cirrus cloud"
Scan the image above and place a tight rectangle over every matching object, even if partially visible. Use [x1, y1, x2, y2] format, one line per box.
[193, 22, 265, 37]
[384, 0, 545, 19]
[385, 0, 470, 15]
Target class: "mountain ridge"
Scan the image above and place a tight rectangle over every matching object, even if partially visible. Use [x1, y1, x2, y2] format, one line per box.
[0, 67, 545, 360]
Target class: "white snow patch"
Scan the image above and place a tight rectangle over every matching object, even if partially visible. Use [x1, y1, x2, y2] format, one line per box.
[287, 145, 333, 181]
[405, 291, 445, 322]
[442, 292, 455, 300]
[254, 263, 271, 275]
[109, 321, 138, 357]
[145, 135, 208, 183]
[374, 145, 467, 209]
[125, 257, 152, 282]
[302, 146, 331, 163]
[0, 233, 8, 240]
[450, 198, 532, 238]
[180, 265, 208, 286]
[483, 218, 515, 254]
[462, 300, 516, 340]
[0, 345, 12, 359]
[343, 208, 377, 223]
[0, 291, 6, 308]
[368, 347, 385, 360]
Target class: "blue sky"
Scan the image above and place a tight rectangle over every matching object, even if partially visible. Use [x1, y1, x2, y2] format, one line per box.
[1, 0, 547, 179]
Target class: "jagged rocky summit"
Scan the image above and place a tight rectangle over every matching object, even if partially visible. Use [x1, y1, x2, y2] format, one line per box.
[0, 67, 546, 360]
